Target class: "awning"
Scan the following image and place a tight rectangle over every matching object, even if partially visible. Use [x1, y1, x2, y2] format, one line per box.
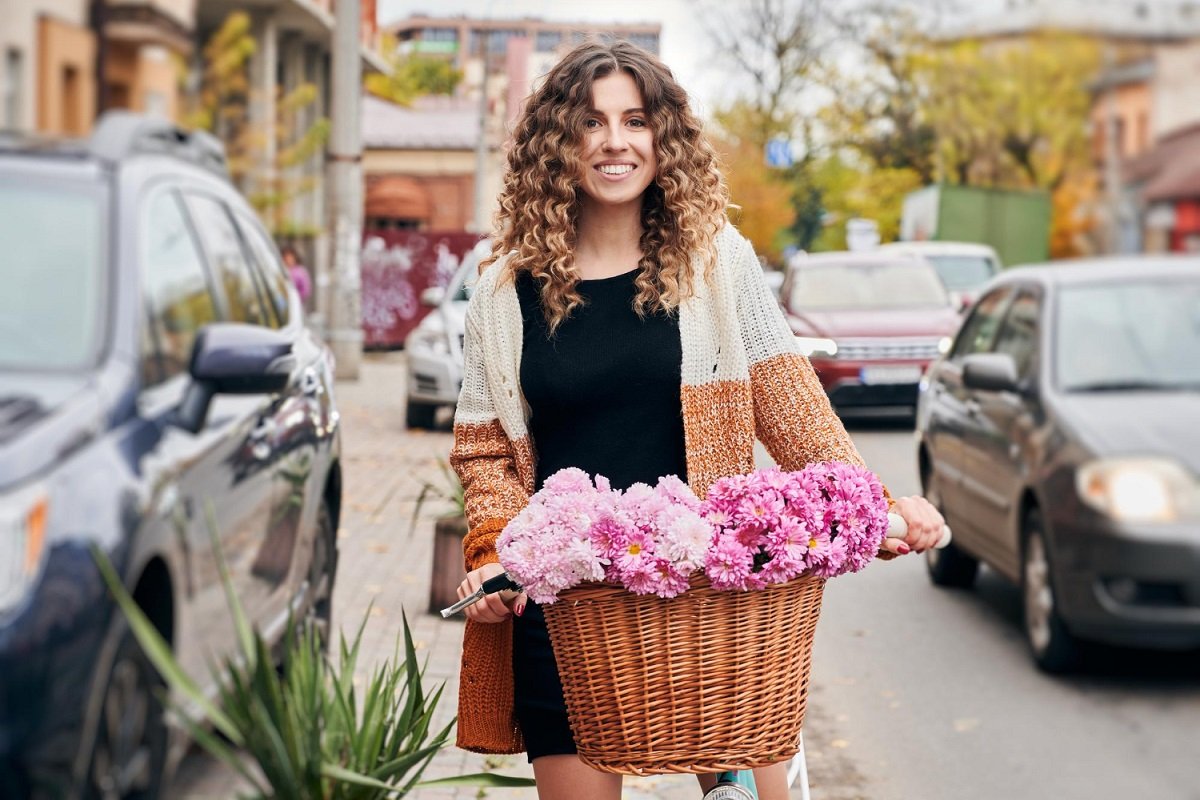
[365, 176, 431, 219]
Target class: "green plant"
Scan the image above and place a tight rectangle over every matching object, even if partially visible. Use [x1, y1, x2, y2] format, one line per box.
[90, 512, 532, 797]
[409, 456, 466, 536]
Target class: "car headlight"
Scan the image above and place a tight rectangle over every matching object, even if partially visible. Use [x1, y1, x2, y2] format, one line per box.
[1076, 458, 1200, 523]
[794, 336, 838, 358]
[409, 327, 450, 357]
[938, 336, 953, 355]
[0, 485, 49, 615]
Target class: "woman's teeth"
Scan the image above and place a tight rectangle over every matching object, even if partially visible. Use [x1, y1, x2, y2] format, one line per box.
[598, 164, 634, 175]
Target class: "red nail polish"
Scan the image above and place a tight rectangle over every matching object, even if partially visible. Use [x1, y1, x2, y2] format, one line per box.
[514, 603, 525, 617]
[897, 543, 911, 555]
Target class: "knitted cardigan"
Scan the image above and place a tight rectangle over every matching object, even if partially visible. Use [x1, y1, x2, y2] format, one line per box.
[449, 223, 884, 754]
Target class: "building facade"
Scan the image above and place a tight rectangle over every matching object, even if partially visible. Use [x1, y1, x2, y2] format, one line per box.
[1, 0, 96, 135]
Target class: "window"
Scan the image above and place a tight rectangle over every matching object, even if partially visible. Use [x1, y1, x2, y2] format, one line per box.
[140, 191, 219, 385]
[4, 48, 22, 128]
[991, 290, 1040, 380]
[184, 193, 269, 326]
[623, 32, 660, 53]
[235, 212, 291, 328]
[535, 31, 562, 52]
[0, 178, 105, 370]
[951, 288, 1012, 359]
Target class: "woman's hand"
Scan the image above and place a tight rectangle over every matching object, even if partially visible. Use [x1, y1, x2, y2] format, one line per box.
[457, 562, 527, 623]
[881, 495, 945, 555]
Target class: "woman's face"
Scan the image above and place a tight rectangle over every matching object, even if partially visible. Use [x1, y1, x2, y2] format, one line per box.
[576, 71, 657, 210]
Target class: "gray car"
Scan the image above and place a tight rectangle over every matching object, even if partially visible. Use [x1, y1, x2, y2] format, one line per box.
[915, 257, 1200, 672]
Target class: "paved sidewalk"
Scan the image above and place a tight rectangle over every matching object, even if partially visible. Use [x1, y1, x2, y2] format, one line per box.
[171, 353, 707, 799]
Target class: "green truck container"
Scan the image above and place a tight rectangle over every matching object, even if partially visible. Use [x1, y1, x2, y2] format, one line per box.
[899, 184, 1051, 267]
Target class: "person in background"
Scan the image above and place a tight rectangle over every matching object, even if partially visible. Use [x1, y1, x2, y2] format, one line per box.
[281, 244, 312, 306]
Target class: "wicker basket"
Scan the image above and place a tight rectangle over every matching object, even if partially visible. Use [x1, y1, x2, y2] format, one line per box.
[541, 574, 825, 775]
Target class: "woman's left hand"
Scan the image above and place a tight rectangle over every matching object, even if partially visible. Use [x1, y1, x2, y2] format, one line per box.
[881, 495, 945, 555]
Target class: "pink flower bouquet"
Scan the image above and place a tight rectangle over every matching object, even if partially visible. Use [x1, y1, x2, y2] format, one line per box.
[497, 463, 890, 603]
[702, 464, 889, 591]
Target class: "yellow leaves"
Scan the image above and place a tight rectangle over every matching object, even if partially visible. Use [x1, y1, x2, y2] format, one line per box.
[710, 128, 796, 262]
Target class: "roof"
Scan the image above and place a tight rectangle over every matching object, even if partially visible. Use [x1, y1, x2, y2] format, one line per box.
[996, 256, 1200, 288]
[1123, 122, 1200, 202]
[362, 94, 480, 150]
[880, 241, 1000, 257]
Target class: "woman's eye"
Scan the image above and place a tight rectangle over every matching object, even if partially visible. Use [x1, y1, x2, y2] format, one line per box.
[584, 119, 601, 129]
[628, 118, 647, 128]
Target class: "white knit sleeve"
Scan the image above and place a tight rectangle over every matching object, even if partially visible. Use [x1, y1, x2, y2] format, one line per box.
[732, 235, 800, 365]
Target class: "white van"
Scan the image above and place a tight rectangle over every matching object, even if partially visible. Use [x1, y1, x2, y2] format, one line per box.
[878, 241, 1001, 311]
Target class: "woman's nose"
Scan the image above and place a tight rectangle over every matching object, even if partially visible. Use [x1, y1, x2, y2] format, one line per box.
[603, 126, 627, 151]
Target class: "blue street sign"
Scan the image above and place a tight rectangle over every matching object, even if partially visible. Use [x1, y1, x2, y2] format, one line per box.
[765, 137, 793, 169]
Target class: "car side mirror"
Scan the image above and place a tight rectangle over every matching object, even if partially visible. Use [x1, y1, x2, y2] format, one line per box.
[420, 286, 446, 308]
[174, 323, 295, 433]
[962, 353, 1020, 394]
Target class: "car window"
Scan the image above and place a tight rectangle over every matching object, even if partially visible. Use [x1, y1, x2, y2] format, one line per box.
[140, 191, 220, 386]
[925, 255, 1000, 291]
[951, 288, 1012, 359]
[234, 212, 291, 328]
[991, 290, 1040, 380]
[1056, 279, 1200, 391]
[184, 193, 269, 326]
[0, 177, 106, 370]
[789, 260, 949, 310]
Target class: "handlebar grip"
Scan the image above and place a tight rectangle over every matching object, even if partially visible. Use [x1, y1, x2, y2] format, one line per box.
[887, 512, 952, 549]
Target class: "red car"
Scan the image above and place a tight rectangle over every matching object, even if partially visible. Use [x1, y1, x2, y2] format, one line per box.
[780, 252, 962, 414]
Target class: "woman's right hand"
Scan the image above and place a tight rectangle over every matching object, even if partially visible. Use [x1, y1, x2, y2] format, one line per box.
[457, 562, 526, 623]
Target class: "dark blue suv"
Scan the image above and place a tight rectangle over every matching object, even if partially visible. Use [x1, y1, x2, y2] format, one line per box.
[0, 112, 342, 799]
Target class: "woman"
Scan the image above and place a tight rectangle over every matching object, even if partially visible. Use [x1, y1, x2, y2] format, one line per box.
[450, 41, 943, 800]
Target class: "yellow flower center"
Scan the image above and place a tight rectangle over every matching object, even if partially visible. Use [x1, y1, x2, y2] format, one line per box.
[809, 538, 818, 549]
[628, 543, 641, 556]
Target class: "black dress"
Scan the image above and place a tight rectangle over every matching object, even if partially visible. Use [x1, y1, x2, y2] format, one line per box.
[512, 266, 687, 761]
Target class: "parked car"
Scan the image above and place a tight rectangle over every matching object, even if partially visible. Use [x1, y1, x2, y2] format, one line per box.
[915, 257, 1200, 671]
[0, 112, 342, 799]
[879, 240, 1002, 311]
[403, 239, 488, 429]
[780, 252, 962, 415]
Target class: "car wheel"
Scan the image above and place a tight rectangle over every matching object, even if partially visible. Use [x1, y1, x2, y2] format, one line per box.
[305, 501, 338, 650]
[405, 400, 438, 430]
[920, 467, 978, 588]
[1022, 508, 1079, 673]
[84, 625, 168, 800]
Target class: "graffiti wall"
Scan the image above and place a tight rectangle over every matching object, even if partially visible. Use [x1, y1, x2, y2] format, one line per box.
[360, 230, 483, 348]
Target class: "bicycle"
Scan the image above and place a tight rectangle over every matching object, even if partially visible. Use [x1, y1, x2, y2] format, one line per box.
[444, 513, 950, 799]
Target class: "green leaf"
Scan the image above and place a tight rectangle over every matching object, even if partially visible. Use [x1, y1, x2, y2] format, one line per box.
[419, 773, 539, 788]
[319, 763, 396, 791]
[90, 545, 243, 744]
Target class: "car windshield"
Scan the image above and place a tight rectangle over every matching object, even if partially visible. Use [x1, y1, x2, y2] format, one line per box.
[925, 255, 999, 290]
[0, 176, 107, 370]
[1056, 279, 1200, 392]
[789, 260, 949, 310]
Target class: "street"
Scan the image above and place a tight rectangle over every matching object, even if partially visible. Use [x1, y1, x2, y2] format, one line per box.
[799, 423, 1200, 800]
[172, 356, 1200, 799]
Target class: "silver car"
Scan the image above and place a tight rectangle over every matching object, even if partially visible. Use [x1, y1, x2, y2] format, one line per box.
[403, 240, 488, 428]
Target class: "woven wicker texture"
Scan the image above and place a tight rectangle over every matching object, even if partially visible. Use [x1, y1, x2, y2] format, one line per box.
[542, 575, 825, 775]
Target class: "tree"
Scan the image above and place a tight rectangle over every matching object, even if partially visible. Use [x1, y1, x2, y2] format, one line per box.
[710, 124, 796, 262]
[701, 0, 831, 147]
[365, 36, 463, 106]
[186, 11, 331, 237]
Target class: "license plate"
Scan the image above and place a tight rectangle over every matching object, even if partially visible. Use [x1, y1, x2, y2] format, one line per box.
[860, 365, 922, 385]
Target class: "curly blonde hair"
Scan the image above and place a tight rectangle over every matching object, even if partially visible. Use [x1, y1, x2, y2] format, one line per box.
[483, 40, 729, 333]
